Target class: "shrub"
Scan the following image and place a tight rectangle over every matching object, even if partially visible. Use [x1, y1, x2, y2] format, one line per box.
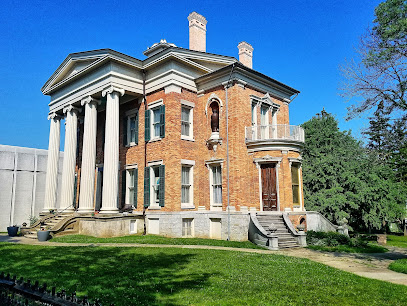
[306, 231, 350, 247]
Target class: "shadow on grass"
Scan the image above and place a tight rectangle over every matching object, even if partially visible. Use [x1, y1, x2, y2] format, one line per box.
[0, 244, 213, 305]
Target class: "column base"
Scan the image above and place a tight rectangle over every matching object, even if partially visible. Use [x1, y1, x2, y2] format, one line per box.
[99, 208, 119, 214]
[62, 208, 75, 213]
[77, 208, 95, 214]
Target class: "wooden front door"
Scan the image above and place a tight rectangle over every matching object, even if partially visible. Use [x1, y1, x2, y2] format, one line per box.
[261, 163, 278, 211]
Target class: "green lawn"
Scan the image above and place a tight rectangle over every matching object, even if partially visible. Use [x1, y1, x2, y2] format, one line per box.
[389, 259, 407, 274]
[1, 243, 407, 305]
[51, 234, 264, 249]
[387, 235, 407, 248]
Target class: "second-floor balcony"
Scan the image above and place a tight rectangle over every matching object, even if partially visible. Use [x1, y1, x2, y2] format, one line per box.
[245, 125, 305, 152]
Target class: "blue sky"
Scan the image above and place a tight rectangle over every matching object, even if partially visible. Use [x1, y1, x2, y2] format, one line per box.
[0, 0, 382, 149]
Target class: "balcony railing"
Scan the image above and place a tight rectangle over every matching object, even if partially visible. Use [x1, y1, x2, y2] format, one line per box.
[245, 125, 305, 142]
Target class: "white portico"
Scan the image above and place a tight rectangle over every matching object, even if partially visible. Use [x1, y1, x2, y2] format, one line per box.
[41, 50, 144, 214]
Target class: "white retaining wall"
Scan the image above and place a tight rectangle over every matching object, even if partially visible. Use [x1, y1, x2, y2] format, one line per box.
[0, 145, 63, 230]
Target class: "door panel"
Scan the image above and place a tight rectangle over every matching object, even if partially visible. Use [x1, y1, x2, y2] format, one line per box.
[261, 164, 278, 211]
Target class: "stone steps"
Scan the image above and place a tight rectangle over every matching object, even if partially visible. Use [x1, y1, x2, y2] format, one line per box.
[257, 214, 299, 249]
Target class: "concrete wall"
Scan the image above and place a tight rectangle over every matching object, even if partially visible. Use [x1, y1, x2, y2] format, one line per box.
[77, 211, 250, 241]
[0, 145, 63, 230]
[306, 211, 337, 232]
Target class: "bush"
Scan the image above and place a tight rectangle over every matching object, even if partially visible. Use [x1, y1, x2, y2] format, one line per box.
[306, 231, 350, 247]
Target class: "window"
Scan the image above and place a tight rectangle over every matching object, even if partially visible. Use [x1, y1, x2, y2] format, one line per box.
[122, 166, 137, 208]
[145, 101, 165, 141]
[123, 111, 138, 146]
[291, 164, 300, 206]
[144, 163, 165, 208]
[212, 165, 222, 204]
[153, 108, 161, 138]
[182, 218, 194, 237]
[181, 107, 191, 136]
[251, 102, 257, 126]
[181, 100, 195, 140]
[260, 105, 269, 139]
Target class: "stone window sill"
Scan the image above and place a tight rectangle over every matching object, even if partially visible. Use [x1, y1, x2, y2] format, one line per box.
[181, 135, 195, 142]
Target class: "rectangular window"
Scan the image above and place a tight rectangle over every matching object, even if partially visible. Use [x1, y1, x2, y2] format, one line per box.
[128, 114, 138, 145]
[181, 107, 191, 137]
[291, 164, 300, 205]
[152, 107, 161, 138]
[260, 105, 269, 139]
[152, 166, 160, 205]
[181, 166, 191, 204]
[127, 169, 135, 205]
[251, 103, 256, 125]
[212, 165, 222, 204]
[182, 218, 194, 237]
[123, 110, 138, 146]
[145, 102, 165, 141]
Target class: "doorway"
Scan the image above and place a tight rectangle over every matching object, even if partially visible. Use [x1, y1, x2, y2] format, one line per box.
[261, 163, 278, 211]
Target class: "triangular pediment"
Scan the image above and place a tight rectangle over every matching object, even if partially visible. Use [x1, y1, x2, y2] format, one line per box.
[42, 49, 143, 94]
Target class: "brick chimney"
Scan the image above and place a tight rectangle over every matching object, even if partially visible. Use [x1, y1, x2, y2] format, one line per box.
[188, 12, 207, 52]
[238, 41, 253, 69]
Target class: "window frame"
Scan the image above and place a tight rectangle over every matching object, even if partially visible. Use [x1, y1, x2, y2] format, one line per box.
[206, 159, 224, 211]
[145, 160, 165, 208]
[182, 218, 194, 237]
[124, 109, 139, 147]
[146, 99, 165, 142]
[181, 100, 195, 141]
[124, 164, 138, 207]
[291, 162, 301, 207]
[181, 159, 195, 209]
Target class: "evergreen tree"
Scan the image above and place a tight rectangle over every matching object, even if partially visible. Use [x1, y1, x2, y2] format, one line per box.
[302, 110, 406, 232]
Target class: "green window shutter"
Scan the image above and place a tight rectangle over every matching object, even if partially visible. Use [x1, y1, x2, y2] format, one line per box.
[159, 165, 165, 207]
[145, 110, 150, 142]
[135, 113, 139, 145]
[123, 116, 128, 147]
[133, 168, 138, 208]
[144, 166, 150, 207]
[121, 170, 126, 206]
[160, 105, 165, 138]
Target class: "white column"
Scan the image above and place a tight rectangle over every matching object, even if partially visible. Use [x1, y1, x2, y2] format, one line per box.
[100, 86, 124, 214]
[60, 105, 80, 212]
[78, 96, 100, 213]
[43, 113, 61, 212]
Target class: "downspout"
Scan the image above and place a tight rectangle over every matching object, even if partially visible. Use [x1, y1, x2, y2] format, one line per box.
[225, 63, 235, 241]
[142, 69, 147, 235]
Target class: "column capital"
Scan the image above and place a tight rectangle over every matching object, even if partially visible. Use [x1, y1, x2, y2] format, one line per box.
[81, 96, 101, 107]
[63, 104, 80, 115]
[102, 86, 125, 98]
[47, 112, 62, 120]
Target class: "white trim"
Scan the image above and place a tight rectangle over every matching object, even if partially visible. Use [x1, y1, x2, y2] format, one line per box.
[181, 163, 194, 209]
[126, 111, 139, 147]
[148, 99, 164, 109]
[181, 100, 195, 108]
[181, 102, 194, 141]
[125, 163, 138, 170]
[147, 160, 163, 167]
[208, 163, 223, 211]
[205, 93, 223, 116]
[254, 157, 282, 211]
[289, 159, 303, 210]
[205, 158, 224, 168]
[180, 159, 195, 166]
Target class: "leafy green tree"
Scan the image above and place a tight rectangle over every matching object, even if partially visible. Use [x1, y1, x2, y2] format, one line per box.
[302, 110, 406, 232]
[340, 0, 407, 118]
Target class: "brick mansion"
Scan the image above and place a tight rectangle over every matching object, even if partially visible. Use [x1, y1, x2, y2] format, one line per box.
[37, 12, 311, 247]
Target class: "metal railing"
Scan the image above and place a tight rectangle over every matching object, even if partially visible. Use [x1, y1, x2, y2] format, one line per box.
[245, 125, 305, 142]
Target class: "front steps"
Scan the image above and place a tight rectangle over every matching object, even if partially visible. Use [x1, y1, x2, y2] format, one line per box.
[22, 214, 75, 239]
[249, 212, 306, 250]
[257, 214, 300, 249]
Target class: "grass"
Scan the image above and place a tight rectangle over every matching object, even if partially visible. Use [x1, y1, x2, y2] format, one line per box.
[389, 259, 407, 274]
[51, 234, 264, 249]
[1, 243, 407, 305]
[307, 244, 388, 253]
[387, 235, 407, 248]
